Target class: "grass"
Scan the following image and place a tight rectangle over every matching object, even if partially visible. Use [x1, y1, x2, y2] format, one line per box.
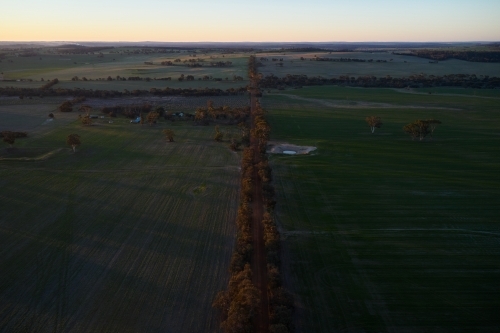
[273, 85, 500, 111]
[264, 86, 500, 332]
[414, 87, 500, 98]
[0, 106, 240, 332]
[257, 51, 500, 78]
[0, 49, 250, 90]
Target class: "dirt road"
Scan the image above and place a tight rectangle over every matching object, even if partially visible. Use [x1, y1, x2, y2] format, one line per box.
[249, 82, 270, 333]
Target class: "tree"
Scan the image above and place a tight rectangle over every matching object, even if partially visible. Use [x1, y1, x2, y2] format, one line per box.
[214, 125, 223, 142]
[403, 120, 430, 141]
[2, 131, 15, 148]
[80, 114, 93, 126]
[59, 101, 73, 112]
[146, 111, 159, 126]
[426, 119, 442, 139]
[195, 107, 208, 125]
[163, 129, 175, 142]
[66, 134, 81, 152]
[155, 106, 165, 117]
[78, 105, 92, 114]
[365, 116, 382, 133]
[229, 138, 240, 151]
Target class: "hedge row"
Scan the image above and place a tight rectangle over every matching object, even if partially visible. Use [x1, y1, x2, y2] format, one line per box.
[213, 147, 260, 333]
[253, 100, 294, 333]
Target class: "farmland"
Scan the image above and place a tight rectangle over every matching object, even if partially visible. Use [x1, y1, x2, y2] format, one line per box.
[0, 98, 242, 332]
[263, 86, 500, 332]
[257, 51, 500, 78]
[0, 47, 250, 90]
[2, 43, 500, 333]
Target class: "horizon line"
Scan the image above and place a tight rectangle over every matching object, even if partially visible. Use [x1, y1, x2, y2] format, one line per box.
[1, 40, 499, 44]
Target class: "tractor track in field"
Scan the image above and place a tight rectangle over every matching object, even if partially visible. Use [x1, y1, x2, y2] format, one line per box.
[273, 93, 462, 110]
[0, 165, 240, 172]
[249, 82, 270, 333]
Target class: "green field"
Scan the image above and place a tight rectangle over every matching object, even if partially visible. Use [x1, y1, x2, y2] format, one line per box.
[0, 48, 249, 90]
[264, 86, 500, 332]
[257, 51, 500, 78]
[0, 101, 240, 332]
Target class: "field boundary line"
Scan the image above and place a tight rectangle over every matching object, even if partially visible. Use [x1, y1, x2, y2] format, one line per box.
[272, 93, 462, 110]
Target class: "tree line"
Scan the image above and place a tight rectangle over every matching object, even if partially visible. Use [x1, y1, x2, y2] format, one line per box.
[394, 50, 500, 63]
[213, 146, 260, 333]
[306, 57, 383, 63]
[252, 98, 294, 333]
[213, 55, 294, 333]
[0, 86, 248, 99]
[260, 73, 500, 89]
[194, 100, 251, 126]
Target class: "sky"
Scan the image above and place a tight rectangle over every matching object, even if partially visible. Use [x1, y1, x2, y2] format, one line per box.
[1, 0, 499, 42]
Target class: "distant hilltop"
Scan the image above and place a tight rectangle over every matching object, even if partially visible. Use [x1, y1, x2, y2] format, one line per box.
[1, 41, 498, 50]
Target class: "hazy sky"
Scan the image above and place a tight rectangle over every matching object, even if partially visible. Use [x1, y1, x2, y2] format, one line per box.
[1, 0, 499, 42]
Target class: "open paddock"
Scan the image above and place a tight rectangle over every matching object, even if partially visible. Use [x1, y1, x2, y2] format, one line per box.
[264, 86, 500, 332]
[0, 98, 242, 333]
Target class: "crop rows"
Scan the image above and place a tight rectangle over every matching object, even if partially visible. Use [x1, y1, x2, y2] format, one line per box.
[0, 116, 240, 332]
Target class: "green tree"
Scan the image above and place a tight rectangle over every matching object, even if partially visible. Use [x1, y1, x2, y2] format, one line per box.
[66, 134, 81, 152]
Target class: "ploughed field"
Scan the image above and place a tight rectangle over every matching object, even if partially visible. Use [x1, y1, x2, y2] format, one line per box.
[0, 99, 240, 332]
[264, 86, 500, 332]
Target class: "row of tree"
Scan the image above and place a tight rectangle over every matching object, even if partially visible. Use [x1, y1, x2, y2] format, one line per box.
[259, 73, 500, 89]
[213, 147, 261, 333]
[0, 86, 248, 99]
[58, 96, 87, 112]
[194, 101, 251, 125]
[40, 78, 59, 90]
[253, 98, 294, 333]
[394, 50, 500, 63]
[307, 57, 377, 62]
